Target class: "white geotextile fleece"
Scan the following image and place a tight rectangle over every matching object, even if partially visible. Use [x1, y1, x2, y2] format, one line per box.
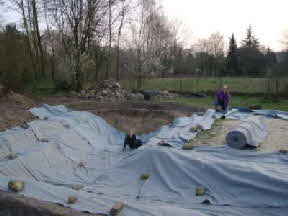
[144, 109, 216, 148]
[226, 116, 268, 148]
[0, 105, 288, 216]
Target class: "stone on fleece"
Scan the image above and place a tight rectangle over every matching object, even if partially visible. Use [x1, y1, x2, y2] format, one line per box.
[195, 187, 206, 196]
[182, 143, 194, 150]
[67, 196, 78, 204]
[109, 202, 125, 216]
[8, 181, 25, 192]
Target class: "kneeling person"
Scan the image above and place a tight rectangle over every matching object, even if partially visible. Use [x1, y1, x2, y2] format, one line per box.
[123, 130, 142, 150]
[214, 85, 231, 113]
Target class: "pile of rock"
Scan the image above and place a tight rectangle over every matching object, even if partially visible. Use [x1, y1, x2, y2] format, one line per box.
[72, 80, 179, 102]
[154, 90, 178, 100]
[75, 80, 144, 102]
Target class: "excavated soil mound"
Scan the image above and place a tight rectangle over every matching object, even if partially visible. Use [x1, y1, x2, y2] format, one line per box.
[0, 91, 36, 131]
[6, 92, 35, 108]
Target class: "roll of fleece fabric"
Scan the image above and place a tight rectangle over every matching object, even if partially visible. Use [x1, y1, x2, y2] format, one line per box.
[226, 116, 267, 149]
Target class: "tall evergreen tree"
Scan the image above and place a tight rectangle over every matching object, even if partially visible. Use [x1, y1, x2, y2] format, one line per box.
[241, 25, 259, 49]
[238, 25, 267, 76]
[226, 33, 239, 76]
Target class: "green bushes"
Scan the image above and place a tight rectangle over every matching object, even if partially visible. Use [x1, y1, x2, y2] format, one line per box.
[0, 25, 35, 91]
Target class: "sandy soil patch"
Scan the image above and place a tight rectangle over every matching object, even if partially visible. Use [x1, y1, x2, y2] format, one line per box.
[196, 118, 288, 152]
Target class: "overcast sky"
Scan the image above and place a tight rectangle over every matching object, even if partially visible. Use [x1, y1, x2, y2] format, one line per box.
[1, 0, 288, 51]
[161, 0, 288, 51]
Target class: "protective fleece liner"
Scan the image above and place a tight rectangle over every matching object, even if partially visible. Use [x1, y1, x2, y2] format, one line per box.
[0, 104, 287, 216]
[226, 116, 268, 149]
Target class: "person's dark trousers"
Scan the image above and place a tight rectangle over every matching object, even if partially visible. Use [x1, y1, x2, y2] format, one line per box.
[131, 139, 142, 149]
[214, 100, 228, 113]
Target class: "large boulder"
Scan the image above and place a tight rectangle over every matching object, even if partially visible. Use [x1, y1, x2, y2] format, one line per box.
[95, 95, 104, 101]
[80, 90, 86, 96]
[101, 90, 108, 96]
[112, 82, 121, 89]
[127, 93, 144, 101]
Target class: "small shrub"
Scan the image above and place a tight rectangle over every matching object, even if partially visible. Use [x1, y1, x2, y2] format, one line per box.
[195, 187, 206, 196]
[55, 80, 72, 91]
[140, 174, 150, 181]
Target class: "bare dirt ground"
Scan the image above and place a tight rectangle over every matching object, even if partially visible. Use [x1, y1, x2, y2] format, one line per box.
[195, 118, 288, 152]
[0, 93, 36, 131]
[0, 95, 202, 134]
[0, 190, 102, 216]
[41, 96, 203, 134]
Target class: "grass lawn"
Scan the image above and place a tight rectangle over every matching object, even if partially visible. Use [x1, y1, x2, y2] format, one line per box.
[155, 96, 288, 111]
[27, 77, 288, 111]
[122, 77, 288, 111]
[121, 77, 288, 94]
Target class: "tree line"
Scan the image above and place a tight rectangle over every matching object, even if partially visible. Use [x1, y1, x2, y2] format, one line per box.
[0, 0, 181, 91]
[0, 0, 287, 92]
[174, 25, 288, 78]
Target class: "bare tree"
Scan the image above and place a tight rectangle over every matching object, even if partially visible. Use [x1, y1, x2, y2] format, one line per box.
[106, 0, 112, 79]
[31, 0, 45, 77]
[192, 38, 210, 76]
[2, 0, 184, 89]
[46, 0, 112, 90]
[192, 32, 225, 76]
[126, 0, 179, 88]
[44, 0, 135, 88]
[116, 0, 126, 80]
[5, 0, 42, 80]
